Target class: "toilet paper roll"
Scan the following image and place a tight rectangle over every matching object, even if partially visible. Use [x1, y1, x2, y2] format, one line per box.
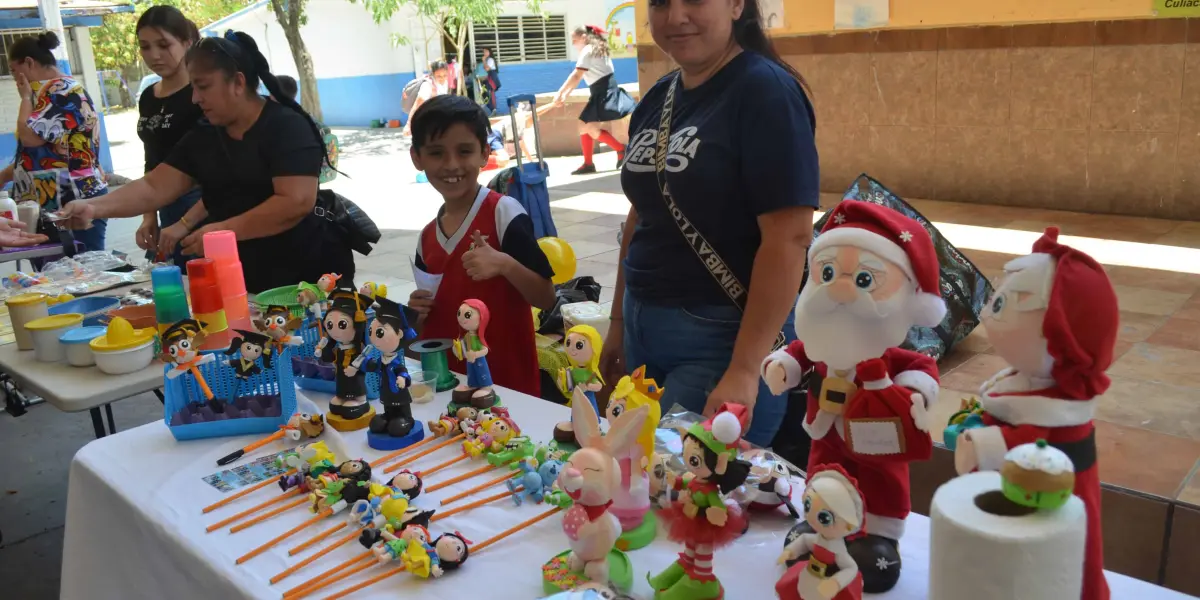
[930, 471, 1086, 600]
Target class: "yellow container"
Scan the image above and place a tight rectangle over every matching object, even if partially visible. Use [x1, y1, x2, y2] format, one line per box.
[25, 313, 84, 362]
[6, 292, 50, 350]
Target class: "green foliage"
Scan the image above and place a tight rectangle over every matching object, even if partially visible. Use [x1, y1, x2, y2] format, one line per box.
[354, 0, 541, 51]
[91, 0, 254, 71]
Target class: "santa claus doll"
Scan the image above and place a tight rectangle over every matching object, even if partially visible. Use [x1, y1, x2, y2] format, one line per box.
[954, 227, 1115, 600]
[762, 200, 944, 593]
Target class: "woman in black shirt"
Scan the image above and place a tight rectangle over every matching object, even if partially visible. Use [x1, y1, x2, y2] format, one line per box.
[134, 6, 204, 268]
[59, 31, 354, 292]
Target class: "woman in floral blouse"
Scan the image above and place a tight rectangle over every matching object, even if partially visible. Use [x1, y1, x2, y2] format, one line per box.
[0, 31, 108, 250]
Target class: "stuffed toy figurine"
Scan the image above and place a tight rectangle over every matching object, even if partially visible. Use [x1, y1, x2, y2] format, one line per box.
[451, 299, 498, 408]
[348, 296, 421, 440]
[559, 324, 606, 411]
[254, 304, 304, 367]
[761, 200, 944, 593]
[776, 465, 865, 600]
[316, 287, 375, 431]
[953, 227, 1117, 600]
[606, 366, 664, 549]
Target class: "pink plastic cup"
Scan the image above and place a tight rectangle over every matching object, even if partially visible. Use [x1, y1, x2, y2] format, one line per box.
[214, 261, 247, 297]
[202, 230, 240, 262]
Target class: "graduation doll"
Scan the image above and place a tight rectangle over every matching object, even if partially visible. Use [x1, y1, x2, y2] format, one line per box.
[254, 304, 304, 367]
[225, 329, 270, 398]
[348, 296, 420, 438]
[316, 287, 375, 430]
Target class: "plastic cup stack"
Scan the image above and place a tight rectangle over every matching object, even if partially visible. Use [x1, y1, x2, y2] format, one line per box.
[151, 266, 191, 334]
[201, 231, 252, 332]
[187, 258, 232, 351]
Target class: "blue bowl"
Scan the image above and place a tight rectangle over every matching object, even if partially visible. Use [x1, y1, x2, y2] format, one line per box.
[50, 296, 121, 327]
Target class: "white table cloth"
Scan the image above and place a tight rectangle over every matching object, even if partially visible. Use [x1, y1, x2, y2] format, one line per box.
[62, 379, 1195, 600]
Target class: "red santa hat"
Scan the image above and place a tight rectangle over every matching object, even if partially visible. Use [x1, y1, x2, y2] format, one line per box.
[811, 201, 946, 327]
[1031, 227, 1119, 400]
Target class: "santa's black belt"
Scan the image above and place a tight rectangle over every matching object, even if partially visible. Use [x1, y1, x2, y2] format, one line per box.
[1049, 429, 1097, 473]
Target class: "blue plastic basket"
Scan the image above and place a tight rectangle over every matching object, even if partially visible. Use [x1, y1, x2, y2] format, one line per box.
[163, 347, 298, 441]
[292, 313, 381, 400]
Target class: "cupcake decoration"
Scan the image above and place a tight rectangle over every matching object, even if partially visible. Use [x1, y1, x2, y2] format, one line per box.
[999, 439, 1075, 510]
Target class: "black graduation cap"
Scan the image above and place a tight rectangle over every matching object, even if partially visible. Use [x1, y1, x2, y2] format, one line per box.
[162, 319, 207, 345]
[232, 329, 271, 347]
[327, 287, 371, 323]
[263, 304, 291, 318]
[372, 296, 419, 340]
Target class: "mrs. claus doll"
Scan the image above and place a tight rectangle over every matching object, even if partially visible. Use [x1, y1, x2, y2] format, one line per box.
[762, 200, 944, 593]
[954, 227, 1116, 600]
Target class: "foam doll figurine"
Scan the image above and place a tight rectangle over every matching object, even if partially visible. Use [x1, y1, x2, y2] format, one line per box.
[255, 304, 304, 367]
[559, 324, 605, 411]
[224, 329, 270, 399]
[417, 532, 471, 579]
[746, 460, 801, 520]
[451, 299, 498, 408]
[390, 469, 424, 500]
[296, 282, 324, 325]
[607, 366, 664, 549]
[953, 227, 1117, 600]
[359, 281, 388, 300]
[160, 319, 219, 412]
[648, 403, 751, 600]
[348, 296, 421, 439]
[761, 200, 945, 593]
[316, 288, 376, 431]
[463, 410, 520, 457]
[775, 465, 865, 600]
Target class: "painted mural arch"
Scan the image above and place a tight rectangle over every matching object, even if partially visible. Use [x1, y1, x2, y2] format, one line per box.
[604, 1, 636, 58]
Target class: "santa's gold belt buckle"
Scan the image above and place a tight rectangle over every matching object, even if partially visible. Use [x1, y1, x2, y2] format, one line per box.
[819, 377, 857, 415]
[808, 556, 829, 578]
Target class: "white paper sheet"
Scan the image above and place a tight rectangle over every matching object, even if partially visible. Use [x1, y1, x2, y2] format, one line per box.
[761, 0, 785, 30]
[834, 0, 889, 29]
[409, 257, 443, 295]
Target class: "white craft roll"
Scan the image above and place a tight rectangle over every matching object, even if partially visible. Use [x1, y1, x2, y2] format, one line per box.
[930, 471, 1086, 600]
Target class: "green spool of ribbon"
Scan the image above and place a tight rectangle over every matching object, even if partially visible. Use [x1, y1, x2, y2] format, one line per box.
[411, 339, 459, 392]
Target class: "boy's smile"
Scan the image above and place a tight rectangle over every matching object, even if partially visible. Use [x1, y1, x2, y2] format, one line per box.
[410, 122, 488, 204]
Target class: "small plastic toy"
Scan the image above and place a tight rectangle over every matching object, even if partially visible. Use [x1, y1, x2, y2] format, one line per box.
[544, 387, 648, 593]
[349, 296, 423, 448]
[607, 367, 664, 551]
[942, 396, 985, 451]
[161, 319, 217, 411]
[216, 412, 326, 466]
[1000, 439, 1076, 510]
[450, 299, 498, 408]
[776, 465, 866, 600]
[558, 325, 605, 411]
[508, 457, 564, 505]
[254, 304, 304, 366]
[316, 288, 376, 431]
[648, 404, 751, 600]
[225, 329, 270, 398]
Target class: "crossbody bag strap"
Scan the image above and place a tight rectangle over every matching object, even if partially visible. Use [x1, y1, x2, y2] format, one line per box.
[654, 73, 786, 352]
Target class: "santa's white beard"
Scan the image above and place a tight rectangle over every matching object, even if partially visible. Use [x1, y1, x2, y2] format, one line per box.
[794, 284, 916, 370]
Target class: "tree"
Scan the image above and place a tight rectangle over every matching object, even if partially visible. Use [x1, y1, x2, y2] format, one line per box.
[91, 0, 251, 107]
[355, 0, 542, 97]
[268, 0, 323, 121]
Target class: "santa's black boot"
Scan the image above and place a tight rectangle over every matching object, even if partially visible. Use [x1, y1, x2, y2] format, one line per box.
[782, 522, 816, 567]
[847, 534, 902, 593]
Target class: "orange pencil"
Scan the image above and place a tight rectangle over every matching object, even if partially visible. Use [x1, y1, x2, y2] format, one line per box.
[229, 497, 307, 533]
[439, 469, 521, 506]
[419, 453, 468, 477]
[205, 488, 301, 533]
[320, 565, 406, 600]
[272, 526, 365, 584]
[293, 559, 376, 599]
[384, 434, 465, 473]
[236, 507, 333, 564]
[283, 551, 372, 598]
[431, 487, 518, 523]
[290, 522, 347, 556]
[425, 463, 498, 493]
[202, 469, 295, 513]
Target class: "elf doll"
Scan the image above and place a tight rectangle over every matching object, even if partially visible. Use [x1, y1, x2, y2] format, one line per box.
[761, 200, 944, 593]
[954, 227, 1116, 600]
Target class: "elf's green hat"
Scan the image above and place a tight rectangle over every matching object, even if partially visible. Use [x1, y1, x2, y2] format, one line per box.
[686, 403, 747, 459]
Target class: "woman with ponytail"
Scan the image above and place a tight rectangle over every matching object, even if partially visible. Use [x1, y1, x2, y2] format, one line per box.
[134, 5, 204, 268]
[59, 31, 354, 292]
[553, 25, 636, 175]
[603, 0, 818, 452]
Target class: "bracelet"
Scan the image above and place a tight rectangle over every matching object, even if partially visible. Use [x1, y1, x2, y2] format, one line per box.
[179, 215, 192, 230]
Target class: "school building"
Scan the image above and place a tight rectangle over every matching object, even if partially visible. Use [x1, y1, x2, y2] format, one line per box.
[203, 0, 640, 127]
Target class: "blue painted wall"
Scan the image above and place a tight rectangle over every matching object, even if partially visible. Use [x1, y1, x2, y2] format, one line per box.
[311, 57, 638, 127]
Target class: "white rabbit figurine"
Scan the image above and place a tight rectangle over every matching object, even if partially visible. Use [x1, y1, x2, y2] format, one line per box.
[557, 387, 649, 585]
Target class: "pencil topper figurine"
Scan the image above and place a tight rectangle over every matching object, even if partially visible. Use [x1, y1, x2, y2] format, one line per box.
[390, 469, 424, 500]
[464, 409, 521, 458]
[546, 387, 649, 592]
[607, 366, 664, 550]
[412, 532, 471, 579]
[161, 319, 218, 409]
[348, 296, 421, 443]
[317, 273, 341, 296]
[559, 325, 605, 411]
[648, 403, 751, 600]
[254, 304, 304, 365]
[277, 441, 337, 491]
[761, 201, 944, 593]
[317, 288, 376, 431]
[953, 227, 1117, 600]
[743, 454, 800, 520]
[283, 412, 326, 441]
[225, 329, 269, 380]
[508, 457, 565, 506]
[775, 465, 865, 600]
[359, 281, 388, 300]
[429, 404, 483, 438]
[451, 299, 498, 409]
[296, 281, 325, 325]
[369, 522, 430, 565]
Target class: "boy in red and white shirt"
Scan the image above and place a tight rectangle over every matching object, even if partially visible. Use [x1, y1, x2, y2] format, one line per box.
[407, 95, 556, 397]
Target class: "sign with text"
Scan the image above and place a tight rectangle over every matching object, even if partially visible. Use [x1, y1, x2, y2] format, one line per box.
[1154, 0, 1200, 16]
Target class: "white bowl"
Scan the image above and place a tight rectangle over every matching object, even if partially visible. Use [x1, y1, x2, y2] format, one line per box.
[65, 343, 96, 367]
[93, 340, 156, 375]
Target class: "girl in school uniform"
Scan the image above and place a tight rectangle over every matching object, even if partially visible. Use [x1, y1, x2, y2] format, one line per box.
[552, 25, 636, 175]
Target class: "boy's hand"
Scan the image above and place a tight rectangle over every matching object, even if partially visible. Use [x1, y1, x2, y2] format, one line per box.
[462, 230, 513, 281]
[408, 289, 434, 317]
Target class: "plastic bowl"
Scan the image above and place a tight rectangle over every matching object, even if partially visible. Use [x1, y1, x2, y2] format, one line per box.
[59, 326, 107, 367]
[93, 340, 156, 375]
[104, 304, 157, 330]
[26, 314, 84, 362]
[50, 296, 121, 327]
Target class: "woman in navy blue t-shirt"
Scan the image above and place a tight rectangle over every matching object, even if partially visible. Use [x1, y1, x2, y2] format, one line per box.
[602, 0, 819, 448]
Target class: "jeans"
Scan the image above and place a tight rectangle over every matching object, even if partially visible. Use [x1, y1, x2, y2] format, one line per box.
[621, 290, 798, 447]
[158, 188, 202, 269]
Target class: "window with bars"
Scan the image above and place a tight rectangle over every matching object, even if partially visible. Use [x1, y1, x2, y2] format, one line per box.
[474, 15, 567, 64]
[0, 28, 85, 78]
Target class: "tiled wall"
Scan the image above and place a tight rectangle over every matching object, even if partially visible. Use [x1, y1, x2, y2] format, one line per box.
[637, 18, 1200, 220]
